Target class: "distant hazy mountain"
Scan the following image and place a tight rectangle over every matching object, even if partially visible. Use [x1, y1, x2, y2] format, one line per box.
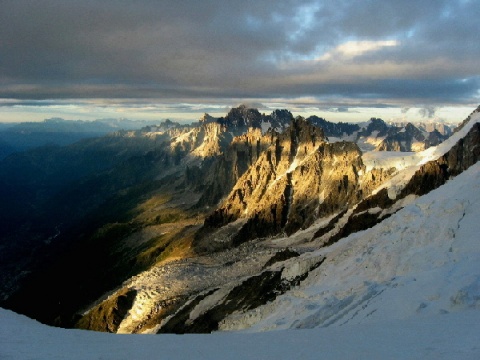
[388, 120, 454, 136]
[375, 122, 449, 152]
[0, 118, 170, 159]
[322, 117, 453, 152]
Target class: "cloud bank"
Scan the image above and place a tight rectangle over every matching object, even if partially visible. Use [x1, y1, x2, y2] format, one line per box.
[1, 0, 479, 120]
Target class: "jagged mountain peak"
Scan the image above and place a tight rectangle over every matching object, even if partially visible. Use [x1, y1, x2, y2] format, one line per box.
[199, 118, 376, 247]
[192, 109, 449, 154]
[307, 115, 360, 138]
[221, 105, 263, 129]
[200, 105, 294, 134]
[270, 109, 293, 121]
[362, 117, 389, 136]
[262, 109, 294, 133]
[199, 113, 218, 124]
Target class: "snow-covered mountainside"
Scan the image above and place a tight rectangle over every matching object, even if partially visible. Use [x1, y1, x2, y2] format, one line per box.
[222, 161, 480, 331]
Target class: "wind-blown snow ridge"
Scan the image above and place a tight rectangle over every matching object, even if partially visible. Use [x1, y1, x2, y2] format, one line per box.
[219, 162, 480, 333]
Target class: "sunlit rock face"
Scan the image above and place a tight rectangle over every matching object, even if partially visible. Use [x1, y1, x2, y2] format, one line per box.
[189, 127, 276, 209]
[168, 122, 233, 159]
[201, 117, 390, 246]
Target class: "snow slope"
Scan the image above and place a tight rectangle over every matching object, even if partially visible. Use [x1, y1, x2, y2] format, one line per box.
[219, 162, 480, 333]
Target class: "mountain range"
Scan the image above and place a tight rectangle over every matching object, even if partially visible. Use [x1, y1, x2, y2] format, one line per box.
[0, 105, 478, 340]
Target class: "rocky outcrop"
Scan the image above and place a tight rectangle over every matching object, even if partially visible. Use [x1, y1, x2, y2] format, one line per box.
[442, 122, 480, 175]
[76, 288, 137, 332]
[401, 121, 480, 195]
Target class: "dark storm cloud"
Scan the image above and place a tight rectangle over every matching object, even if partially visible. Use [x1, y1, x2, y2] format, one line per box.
[1, 0, 479, 106]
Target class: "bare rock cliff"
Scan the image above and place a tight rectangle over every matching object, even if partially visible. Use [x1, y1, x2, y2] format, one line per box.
[199, 117, 387, 248]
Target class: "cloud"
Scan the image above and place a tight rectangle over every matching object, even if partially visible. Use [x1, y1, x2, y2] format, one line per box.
[317, 40, 399, 61]
[418, 106, 437, 118]
[0, 0, 479, 111]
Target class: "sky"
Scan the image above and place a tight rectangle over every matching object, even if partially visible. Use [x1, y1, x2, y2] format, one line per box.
[1, 0, 479, 123]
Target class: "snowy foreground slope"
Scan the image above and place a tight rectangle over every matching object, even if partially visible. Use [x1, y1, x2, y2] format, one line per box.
[1, 307, 480, 360]
[224, 161, 480, 333]
[2, 162, 480, 359]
